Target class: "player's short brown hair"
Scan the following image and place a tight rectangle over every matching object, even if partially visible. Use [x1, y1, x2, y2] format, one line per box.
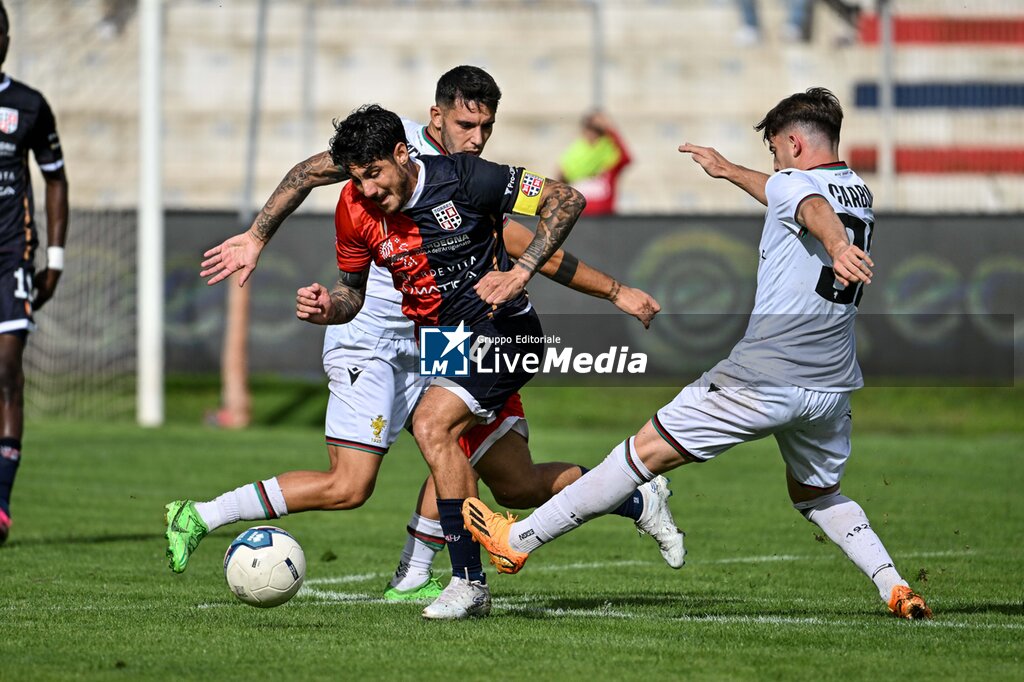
[329, 104, 406, 170]
[755, 87, 843, 146]
[435, 65, 502, 113]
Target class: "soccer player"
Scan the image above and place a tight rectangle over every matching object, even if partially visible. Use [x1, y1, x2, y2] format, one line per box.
[464, 88, 933, 620]
[296, 102, 611, 618]
[167, 67, 683, 619]
[0, 2, 68, 546]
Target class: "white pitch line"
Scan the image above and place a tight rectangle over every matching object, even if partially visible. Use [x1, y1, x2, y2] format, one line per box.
[302, 548, 980, 588]
[896, 549, 978, 559]
[305, 572, 388, 586]
[5, 549, 988, 613]
[264, 592, 1024, 631]
[707, 554, 804, 564]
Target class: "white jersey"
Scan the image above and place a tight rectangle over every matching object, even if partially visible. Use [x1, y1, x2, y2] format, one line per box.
[324, 117, 441, 347]
[728, 162, 874, 391]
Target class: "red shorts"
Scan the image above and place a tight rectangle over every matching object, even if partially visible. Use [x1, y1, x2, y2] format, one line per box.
[458, 392, 529, 466]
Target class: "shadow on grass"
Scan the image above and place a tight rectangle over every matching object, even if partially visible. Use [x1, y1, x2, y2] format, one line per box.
[500, 592, 886, 620]
[935, 602, 1024, 617]
[7, 532, 164, 547]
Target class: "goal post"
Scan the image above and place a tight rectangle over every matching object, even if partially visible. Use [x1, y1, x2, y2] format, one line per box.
[137, 0, 164, 426]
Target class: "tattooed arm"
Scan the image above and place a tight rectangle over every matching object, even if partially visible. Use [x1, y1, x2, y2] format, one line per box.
[475, 180, 587, 305]
[502, 219, 660, 328]
[295, 269, 368, 326]
[201, 151, 347, 286]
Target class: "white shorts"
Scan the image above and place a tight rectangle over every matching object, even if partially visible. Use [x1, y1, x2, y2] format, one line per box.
[323, 322, 424, 455]
[652, 359, 852, 489]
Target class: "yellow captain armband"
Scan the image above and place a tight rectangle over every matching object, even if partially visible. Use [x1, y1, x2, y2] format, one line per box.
[511, 170, 546, 216]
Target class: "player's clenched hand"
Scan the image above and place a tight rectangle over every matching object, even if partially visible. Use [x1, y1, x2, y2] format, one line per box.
[614, 285, 661, 329]
[678, 143, 735, 179]
[295, 282, 333, 325]
[200, 231, 264, 287]
[475, 267, 530, 306]
[32, 269, 61, 311]
[831, 244, 874, 288]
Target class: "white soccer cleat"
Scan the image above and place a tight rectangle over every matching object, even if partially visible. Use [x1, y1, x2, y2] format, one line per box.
[636, 475, 686, 569]
[421, 576, 492, 620]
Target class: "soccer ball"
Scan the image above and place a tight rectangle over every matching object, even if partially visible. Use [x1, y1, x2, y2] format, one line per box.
[223, 526, 306, 608]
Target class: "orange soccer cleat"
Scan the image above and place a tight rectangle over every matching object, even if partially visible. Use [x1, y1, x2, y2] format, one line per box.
[462, 498, 530, 574]
[888, 585, 933, 620]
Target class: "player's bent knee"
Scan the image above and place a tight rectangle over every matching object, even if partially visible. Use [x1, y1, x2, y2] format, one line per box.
[492, 486, 542, 510]
[322, 476, 375, 510]
[411, 416, 459, 462]
[792, 489, 845, 519]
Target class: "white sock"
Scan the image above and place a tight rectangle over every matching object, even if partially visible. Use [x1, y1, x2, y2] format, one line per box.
[510, 438, 652, 553]
[390, 513, 445, 590]
[194, 478, 289, 531]
[800, 493, 908, 600]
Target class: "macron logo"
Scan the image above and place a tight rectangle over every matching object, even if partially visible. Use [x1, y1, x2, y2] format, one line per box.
[419, 321, 472, 377]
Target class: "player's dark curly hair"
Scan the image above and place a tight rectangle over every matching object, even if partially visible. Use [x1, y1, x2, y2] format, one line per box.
[435, 65, 502, 113]
[0, 2, 8, 35]
[329, 104, 407, 170]
[755, 87, 843, 146]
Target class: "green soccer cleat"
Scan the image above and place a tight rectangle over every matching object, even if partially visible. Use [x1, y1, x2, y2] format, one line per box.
[164, 500, 209, 573]
[383, 576, 444, 602]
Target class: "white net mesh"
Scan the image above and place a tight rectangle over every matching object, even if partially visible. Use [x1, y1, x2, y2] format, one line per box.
[24, 210, 136, 420]
[11, 0, 138, 420]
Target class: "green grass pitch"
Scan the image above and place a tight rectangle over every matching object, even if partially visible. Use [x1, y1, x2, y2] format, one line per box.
[2, 384, 1023, 680]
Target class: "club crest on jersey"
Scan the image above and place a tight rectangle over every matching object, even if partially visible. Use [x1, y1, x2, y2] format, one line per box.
[432, 201, 462, 231]
[370, 414, 387, 444]
[0, 108, 18, 134]
[519, 172, 544, 198]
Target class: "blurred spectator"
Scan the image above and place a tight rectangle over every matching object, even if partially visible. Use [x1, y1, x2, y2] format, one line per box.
[97, 0, 135, 39]
[734, 0, 812, 45]
[558, 111, 631, 216]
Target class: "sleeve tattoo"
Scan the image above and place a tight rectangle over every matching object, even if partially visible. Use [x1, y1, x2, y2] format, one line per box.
[326, 269, 368, 324]
[251, 153, 347, 244]
[515, 185, 586, 277]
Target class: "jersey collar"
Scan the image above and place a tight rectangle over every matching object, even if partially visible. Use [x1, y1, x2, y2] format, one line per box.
[422, 126, 447, 155]
[402, 158, 427, 210]
[808, 161, 849, 171]
[0, 76, 10, 93]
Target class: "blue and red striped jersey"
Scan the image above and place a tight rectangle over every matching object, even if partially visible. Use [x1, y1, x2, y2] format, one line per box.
[336, 153, 548, 327]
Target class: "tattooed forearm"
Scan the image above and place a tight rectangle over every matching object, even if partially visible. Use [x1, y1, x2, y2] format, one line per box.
[325, 269, 368, 324]
[326, 282, 365, 324]
[251, 152, 348, 244]
[515, 184, 587, 277]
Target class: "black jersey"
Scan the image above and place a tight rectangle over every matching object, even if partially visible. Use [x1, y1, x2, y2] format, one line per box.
[0, 75, 63, 258]
[336, 153, 549, 326]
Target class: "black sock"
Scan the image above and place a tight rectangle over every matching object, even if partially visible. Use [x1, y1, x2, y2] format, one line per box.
[611, 489, 644, 521]
[0, 438, 22, 516]
[437, 498, 485, 583]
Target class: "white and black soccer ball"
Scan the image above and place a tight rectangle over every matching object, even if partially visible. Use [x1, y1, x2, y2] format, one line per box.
[224, 526, 306, 608]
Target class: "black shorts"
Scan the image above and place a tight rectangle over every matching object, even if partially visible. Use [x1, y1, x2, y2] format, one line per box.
[0, 256, 34, 335]
[433, 307, 545, 419]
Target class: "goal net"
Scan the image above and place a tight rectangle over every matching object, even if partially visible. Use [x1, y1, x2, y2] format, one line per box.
[13, 1, 138, 420]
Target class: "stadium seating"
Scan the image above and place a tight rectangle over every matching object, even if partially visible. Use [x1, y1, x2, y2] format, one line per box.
[9, 0, 1024, 214]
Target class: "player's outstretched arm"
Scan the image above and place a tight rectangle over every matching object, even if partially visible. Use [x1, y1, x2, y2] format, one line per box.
[475, 181, 586, 306]
[33, 168, 69, 311]
[295, 269, 368, 326]
[797, 196, 874, 288]
[678, 143, 769, 206]
[502, 219, 660, 328]
[201, 151, 347, 287]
